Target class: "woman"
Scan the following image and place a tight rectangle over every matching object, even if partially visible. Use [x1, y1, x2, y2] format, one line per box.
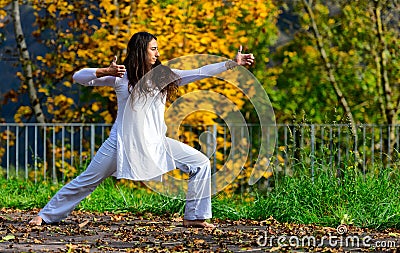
[29, 32, 255, 228]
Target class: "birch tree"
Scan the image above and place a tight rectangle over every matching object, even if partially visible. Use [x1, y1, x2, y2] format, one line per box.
[11, 0, 46, 123]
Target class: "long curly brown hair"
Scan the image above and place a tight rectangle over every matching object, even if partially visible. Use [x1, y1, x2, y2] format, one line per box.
[123, 32, 179, 103]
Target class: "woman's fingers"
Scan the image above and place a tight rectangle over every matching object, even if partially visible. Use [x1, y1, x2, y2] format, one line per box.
[238, 53, 255, 66]
[109, 55, 126, 77]
[117, 64, 126, 77]
[236, 45, 255, 66]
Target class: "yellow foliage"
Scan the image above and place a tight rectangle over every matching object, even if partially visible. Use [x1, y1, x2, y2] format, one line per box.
[100, 110, 114, 123]
[0, 146, 4, 165]
[63, 81, 72, 87]
[54, 94, 67, 105]
[0, 0, 11, 9]
[91, 103, 100, 112]
[26, 0, 279, 193]
[277, 154, 285, 163]
[14, 106, 32, 123]
[38, 87, 48, 93]
[47, 4, 57, 16]
[1, 130, 15, 147]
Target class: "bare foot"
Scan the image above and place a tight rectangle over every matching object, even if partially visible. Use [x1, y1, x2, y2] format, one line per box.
[183, 219, 215, 229]
[29, 216, 43, 226]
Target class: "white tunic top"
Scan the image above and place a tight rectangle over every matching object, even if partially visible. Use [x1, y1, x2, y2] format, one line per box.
[73, 61, 228, 181]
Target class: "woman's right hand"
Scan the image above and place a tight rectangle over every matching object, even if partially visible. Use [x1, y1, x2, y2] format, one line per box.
[96, 56, 126, 78]
[234, 45, 255, 67]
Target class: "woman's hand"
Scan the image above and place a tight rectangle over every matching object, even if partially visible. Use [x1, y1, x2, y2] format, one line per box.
[96, 56, 126, 78]
[234, 45, 255, 66]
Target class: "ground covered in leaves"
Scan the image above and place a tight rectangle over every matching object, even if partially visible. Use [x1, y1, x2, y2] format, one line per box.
[0, 208, 399, 252]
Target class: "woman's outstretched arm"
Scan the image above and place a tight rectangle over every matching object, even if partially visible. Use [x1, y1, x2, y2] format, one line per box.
[73, 56, 126, 87]
[172, 46, 255, 86]
[172, 61, 229, 86]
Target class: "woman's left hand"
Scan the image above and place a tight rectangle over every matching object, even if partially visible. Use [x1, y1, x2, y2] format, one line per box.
[235, 45, 255, 66]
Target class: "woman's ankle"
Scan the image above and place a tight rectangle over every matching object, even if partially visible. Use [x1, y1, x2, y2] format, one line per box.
[28, 216, 43, 226]
[183, 219, 215, 229]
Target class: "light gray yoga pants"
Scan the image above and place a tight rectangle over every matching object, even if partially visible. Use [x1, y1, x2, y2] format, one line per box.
[38, 126, 212, 223]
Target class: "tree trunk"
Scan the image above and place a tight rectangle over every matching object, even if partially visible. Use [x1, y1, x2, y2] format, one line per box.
[11, 1, 58, 181]
[302, 0, 356, 132]
[11, 0, 46, 124]
[302, 0, 360, 169]
[373, 1, 397, 158]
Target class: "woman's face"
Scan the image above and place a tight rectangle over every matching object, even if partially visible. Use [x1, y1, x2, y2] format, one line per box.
[147, 38, 160, 65]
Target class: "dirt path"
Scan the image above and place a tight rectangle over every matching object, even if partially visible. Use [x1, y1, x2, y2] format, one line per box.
[0, 208, 399, 252]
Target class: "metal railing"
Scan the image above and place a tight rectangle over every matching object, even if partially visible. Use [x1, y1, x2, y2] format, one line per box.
[0, 123, 112, 183]
[1, 123, 399, 184]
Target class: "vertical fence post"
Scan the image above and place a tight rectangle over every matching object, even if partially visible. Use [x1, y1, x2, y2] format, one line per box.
[249, 124, 253, 171]
[91, 125, 95, 161]
[61, 126, 65, 183]
[380, 127, 383, 169]
[43, 125, 47, 180]
[354, 124, 358, 169]
[71, 125, 74, 169]
[338, 125, 341, 171]
[16, 125, 19, 179]
[212, 124, 217, 194]
[292, 126, 296, 170]
[34, 125, 38, 183]
[362, 125, 366, 175]
[80, 126, 83, 167]
[345, 127, 350, 164]
[52, 125, 57, 183]
[300, 125, 304, 154]
[321, 125, 324, 157]
[371, 126, 375, 170]
[311, 124, 315, 182]
[6, 125, 9, 179]
[101, 125, 105, 143]
[396, 125, 400, 154]
[329, 126, 333, 172]
[284, 125, 288, 171]
[25, 126, 28, 180]
[387, 125, 391, 169]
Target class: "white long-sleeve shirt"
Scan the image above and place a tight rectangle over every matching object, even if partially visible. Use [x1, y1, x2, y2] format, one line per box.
[73, 61, 229, 180]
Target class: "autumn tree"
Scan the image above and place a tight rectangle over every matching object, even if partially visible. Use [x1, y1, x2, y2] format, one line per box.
[269, 0, 400, 166]
[0, 1, 46, 123]
[2, 0, 280, 188]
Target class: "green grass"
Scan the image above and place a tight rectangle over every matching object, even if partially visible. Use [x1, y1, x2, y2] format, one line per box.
[1, 167, 400, 229]
[246, 168, 400, 229]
